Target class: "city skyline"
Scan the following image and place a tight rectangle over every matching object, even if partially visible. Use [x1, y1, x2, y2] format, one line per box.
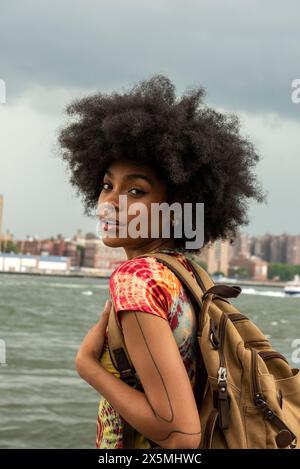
[2, 222, 300, 265]
[2, 230, 300, 281]
[1, 191, 300, 241]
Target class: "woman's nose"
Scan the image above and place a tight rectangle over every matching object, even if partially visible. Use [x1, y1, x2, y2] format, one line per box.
[99, 185, 119, 204]
[98, 192, 120, 216]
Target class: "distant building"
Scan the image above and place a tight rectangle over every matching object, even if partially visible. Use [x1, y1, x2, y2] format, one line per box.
[38, 255, 71, 273]
[269, 234, 288, 263]
[0, 196, 13, 251]
[40, 239, 54, 254]
[198, 239, 230, 276]
[52, 236, 66, 256]
[83, 239, 126, 271]
[0, 253, 70, 273]
[251, 233, 273, 262]
[64, 241, 81, 267]
[228, 254, 268, 281]
[249, 233, 300, 265]
[229, 231, 251, 260]
[286, 235, 300, 265]
[98, 242, 127, 270]
[83, 239, 101, 269]
[17, 238, 41, 255]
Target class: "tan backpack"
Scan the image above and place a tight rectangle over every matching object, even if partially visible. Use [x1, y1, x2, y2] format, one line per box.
[107, 252, 300, 449]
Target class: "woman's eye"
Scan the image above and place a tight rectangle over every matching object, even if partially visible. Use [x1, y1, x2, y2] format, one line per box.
[101, 183, 145, 196]
[129, 188, 145, 196]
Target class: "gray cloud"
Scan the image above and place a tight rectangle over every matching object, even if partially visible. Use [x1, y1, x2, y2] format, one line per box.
[0, 0, 299, 239]
[0, 0, 299, 118]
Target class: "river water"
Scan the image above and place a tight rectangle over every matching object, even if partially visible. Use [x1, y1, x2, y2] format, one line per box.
[0, 274, 299, 448]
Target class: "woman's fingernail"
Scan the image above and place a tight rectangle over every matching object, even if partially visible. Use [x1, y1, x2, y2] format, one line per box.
[105, 299, 111, 309]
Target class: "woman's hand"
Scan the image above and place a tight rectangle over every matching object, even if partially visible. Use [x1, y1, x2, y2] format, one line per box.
[75, 298, 112, 381]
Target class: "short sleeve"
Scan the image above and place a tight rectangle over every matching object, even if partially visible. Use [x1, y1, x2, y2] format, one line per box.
[109, 256, 175, 328]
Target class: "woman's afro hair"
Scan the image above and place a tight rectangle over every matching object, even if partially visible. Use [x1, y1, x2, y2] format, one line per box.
[57, 74, 266, 253]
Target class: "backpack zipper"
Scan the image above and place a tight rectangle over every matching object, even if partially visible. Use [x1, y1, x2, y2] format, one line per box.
[217, 312, 230, 430]
[218, 312, 228, 368]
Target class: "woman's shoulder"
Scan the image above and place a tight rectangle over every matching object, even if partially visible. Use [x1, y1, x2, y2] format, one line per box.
[109, 251, 187, 307]
[109, 254, 180, 322]
[110, 255, 164, 288]
[110, 250, 189, 288]
[111, 254, 162, 276]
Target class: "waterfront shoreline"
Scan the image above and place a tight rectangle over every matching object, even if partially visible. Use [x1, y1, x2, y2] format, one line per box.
[0, 270, 286, 287]
[0, 270, 110, 279]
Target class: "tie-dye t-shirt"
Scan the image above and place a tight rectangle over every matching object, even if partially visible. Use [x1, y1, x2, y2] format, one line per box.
[96, 249, 199, 449]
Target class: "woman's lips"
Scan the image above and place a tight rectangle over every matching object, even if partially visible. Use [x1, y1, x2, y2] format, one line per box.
[100, 219, 126, 232]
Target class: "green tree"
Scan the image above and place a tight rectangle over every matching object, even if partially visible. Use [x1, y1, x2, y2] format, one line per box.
[76, 245, 85, 267]
[235, 267, 249, 279]
[213, 271, 225, 277]
[4, 241, 19, 254]
[268, 263, 300, 281]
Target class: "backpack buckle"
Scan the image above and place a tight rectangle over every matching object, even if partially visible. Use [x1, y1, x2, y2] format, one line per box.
[254, 392, 267, 408]
[264, 409, 275, 420]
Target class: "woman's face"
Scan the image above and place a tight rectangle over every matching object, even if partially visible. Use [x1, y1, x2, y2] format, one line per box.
[97, 159, 174, 252]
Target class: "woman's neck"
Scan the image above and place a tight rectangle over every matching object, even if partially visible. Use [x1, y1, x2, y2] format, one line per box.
[124, 238, 177, 260]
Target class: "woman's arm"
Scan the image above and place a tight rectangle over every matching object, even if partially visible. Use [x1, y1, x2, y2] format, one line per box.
[76, 309, 201, 449]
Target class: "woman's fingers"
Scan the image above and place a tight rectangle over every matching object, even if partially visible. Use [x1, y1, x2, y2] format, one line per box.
[98, 298, 112, 325]
[76, 299, 112, 368]
[104, 298, 112, 313]
[103, 298, 112, 316]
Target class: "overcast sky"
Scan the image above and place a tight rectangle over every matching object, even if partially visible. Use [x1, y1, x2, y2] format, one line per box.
[0, 0, 299, 240]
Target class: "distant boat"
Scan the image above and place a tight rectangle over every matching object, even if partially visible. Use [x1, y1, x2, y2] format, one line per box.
[284, 275, 300, 295]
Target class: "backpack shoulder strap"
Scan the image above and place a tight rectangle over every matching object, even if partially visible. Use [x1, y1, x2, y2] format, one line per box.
[143, 253, 242, 331]
[186, 257, 242, 301]
[107, 300, 142, 449]
[107, 300, 140, 385]
[141, 252, 205, 312]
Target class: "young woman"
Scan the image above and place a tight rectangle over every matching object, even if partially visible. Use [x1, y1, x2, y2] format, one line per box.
[58, 74, 265, 449]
